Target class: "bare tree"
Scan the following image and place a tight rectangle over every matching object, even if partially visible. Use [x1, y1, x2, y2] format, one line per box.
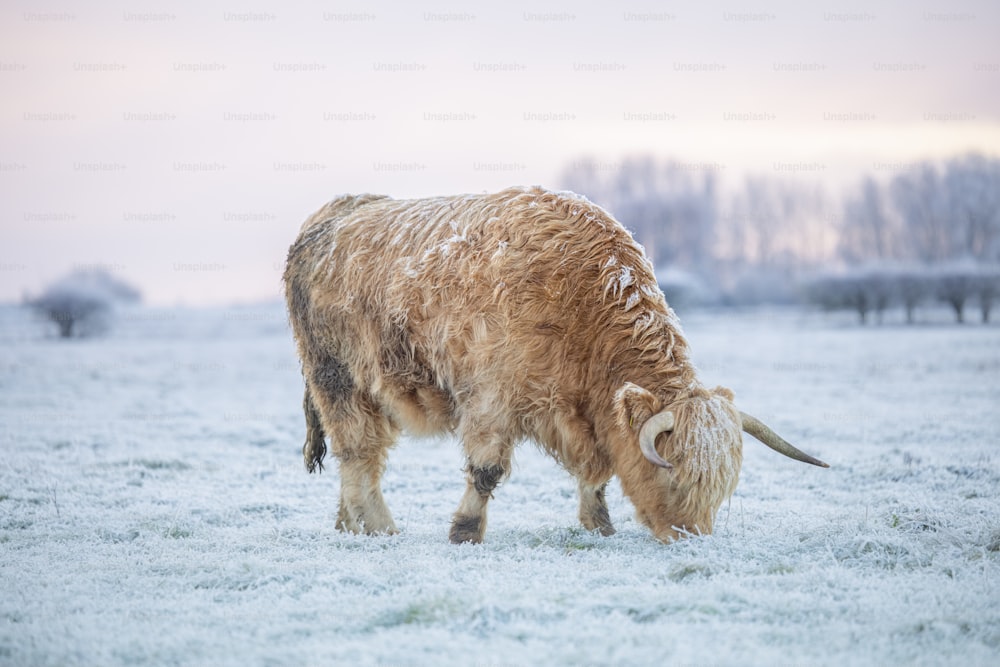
[890, 164, 952, 263]
[934, 263, 978, 324]
[944, 154, 1000, 263]
[721, 178, 832, 302]
[29, 288, 109, 338]
[893, 267, 934, 324]
[27, 269, 141, 338]
[839, 176, 899, 263]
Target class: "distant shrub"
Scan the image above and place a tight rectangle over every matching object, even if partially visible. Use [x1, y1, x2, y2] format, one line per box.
[26, 269, 141, 338]
[933, 263, 977, 324]
[893, 269, 934, 324]
[804, 271, 876, 324]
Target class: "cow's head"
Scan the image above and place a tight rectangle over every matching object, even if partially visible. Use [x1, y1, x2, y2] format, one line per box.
[614, 382, 828, 542]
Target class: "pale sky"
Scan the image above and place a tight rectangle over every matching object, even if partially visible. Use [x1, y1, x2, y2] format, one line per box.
[1, 0, 998, 305]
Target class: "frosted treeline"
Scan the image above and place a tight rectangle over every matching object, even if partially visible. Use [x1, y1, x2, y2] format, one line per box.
[561, 153, 1000, 314]
[804, 262, 1000, 324]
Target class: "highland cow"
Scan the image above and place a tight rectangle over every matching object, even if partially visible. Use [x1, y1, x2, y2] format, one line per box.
[284, 186, 828, 544]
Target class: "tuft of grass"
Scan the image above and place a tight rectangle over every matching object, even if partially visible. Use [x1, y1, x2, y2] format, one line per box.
[129, 459, 192, 471]
[668, 561, 713, 582]
[163, 525, 193, 539]
[525, 526, 602, 552]
[97, 528, 140, 543]
[370, 598, 459, 629]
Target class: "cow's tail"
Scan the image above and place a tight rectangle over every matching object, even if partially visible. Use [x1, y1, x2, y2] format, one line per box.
[302, 386, 327, 473]
[287, 195, 389, 475]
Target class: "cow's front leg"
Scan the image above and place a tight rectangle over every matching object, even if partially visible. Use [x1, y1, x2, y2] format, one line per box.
[450, 424, 513, 544]
[449, 463, 506, 544]
[578, 479, 615, 536]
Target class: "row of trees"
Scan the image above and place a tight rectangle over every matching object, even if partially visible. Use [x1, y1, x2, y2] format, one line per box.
[561, 153, 1000, 316]
[804, 263, 1000, 325]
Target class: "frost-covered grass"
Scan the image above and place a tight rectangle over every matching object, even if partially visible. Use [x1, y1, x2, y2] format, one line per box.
[1, 304, 998, 666]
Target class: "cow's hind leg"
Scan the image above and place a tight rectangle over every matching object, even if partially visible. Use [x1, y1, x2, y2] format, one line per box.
[307, 353, 399, 535]
[330, 394, 399, 535]
[450, 421, 514, 544]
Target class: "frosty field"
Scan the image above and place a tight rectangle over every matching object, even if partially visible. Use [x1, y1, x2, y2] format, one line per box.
[1, 304, 998, 666]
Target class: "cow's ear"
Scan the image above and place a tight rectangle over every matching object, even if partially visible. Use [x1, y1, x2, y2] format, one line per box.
[613, 382, 661, 433]
[712, 385, 734, 402]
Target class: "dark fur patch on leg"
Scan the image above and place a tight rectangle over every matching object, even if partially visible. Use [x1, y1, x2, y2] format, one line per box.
[471, 464, 505, 498]
[449, 515, 483, 544]
[311, 350, 354, 406]
[302, 388, 327, 473]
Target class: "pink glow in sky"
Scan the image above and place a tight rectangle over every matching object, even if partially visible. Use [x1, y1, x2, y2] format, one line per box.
[2, 0, 998, 305]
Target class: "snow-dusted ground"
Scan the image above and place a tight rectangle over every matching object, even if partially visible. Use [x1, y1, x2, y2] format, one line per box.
[2, 303, 998, 666]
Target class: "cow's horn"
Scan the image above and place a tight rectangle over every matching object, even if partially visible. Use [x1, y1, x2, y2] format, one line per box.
[639, 411, 675, 469]
[740, 412, 830, 468]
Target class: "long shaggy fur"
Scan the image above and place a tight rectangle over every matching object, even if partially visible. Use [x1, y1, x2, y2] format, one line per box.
[284, 186, 744, 542]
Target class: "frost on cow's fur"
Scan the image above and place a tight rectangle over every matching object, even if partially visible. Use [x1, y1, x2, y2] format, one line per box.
[283, 186, 793, 544]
